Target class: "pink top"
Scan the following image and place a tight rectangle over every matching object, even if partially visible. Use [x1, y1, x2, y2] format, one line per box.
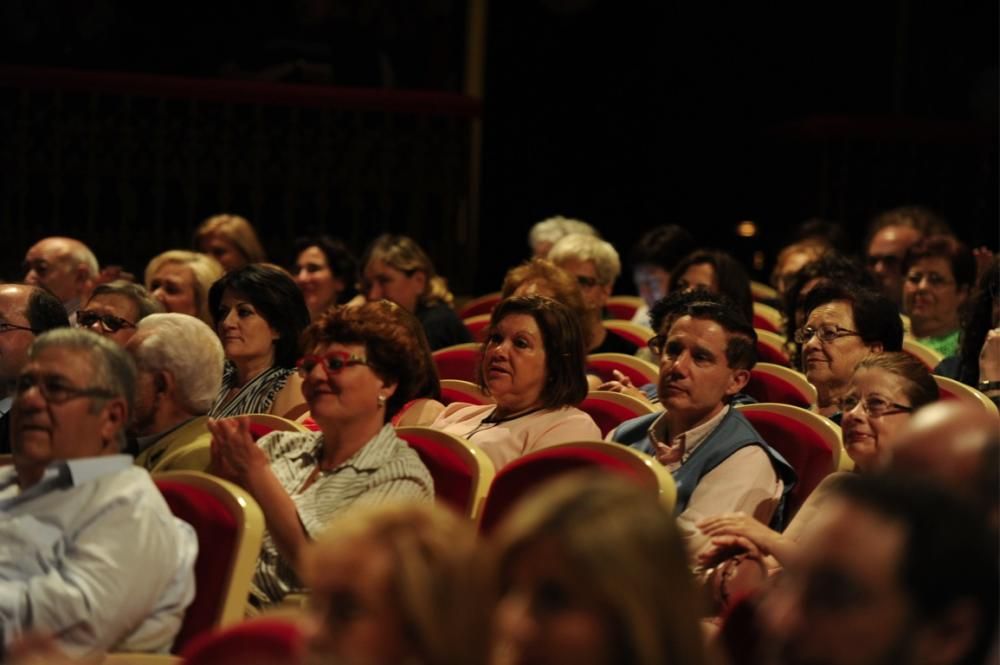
[430, 403, 601, 471]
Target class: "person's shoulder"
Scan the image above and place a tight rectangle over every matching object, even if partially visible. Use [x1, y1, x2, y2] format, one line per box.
[609, 411, 660, 440]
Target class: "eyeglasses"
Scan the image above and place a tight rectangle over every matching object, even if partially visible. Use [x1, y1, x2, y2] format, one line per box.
[904, 271, 953, 288]
[575, 275, 600, 289]
[15, 372, 116, 405]
[837, 393, 913, 417]
[793, 325, 861, 345]
[865, 254, 902, 269]
[647, 334, 667, 357]
[76, 310, 137, 333]
[296, 351, 369, 378]
[0, 321, 38, 334]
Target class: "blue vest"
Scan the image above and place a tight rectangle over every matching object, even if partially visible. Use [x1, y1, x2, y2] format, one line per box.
[611, 408, 797, 530]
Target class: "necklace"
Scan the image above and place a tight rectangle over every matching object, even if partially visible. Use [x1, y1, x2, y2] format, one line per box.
[464, 405, 546, 438]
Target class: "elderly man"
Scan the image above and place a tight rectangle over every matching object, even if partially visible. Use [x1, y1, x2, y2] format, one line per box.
[0, 329, 196, 658]
[78, 281, 163, 347]
[0, 284, 69, 454]
[126, 313, 224, 471]
[864, 205, 948, 309]
[23, 237, 99, 321]
[609, 299, 795, 554]
[760, 472, 997, 665]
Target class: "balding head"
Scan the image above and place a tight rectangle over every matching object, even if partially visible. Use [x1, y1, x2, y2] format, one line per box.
[890, 401, 1000, 528]
[23, 237, 99, 306]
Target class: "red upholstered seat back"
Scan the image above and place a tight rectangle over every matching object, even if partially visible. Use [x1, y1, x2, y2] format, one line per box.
[737, 410, 833, 517]
[605, 300, 640, 320]
[247, 423, 272, 440]
[745, 372, 812, 409]
[605, 326, 647, 348]
[580, 396, 645, 437]
[181, 617, 305, 665]
[401, 433, 476, 515]
[155, 479, 240, 652]
[755, 340, 791, 367]
[479, 446, 646, 534]
[440, 384, 491, 406]
[586, 358, 652, 387]
[433, 346, 481, 382]
[752, 312, 781, 334]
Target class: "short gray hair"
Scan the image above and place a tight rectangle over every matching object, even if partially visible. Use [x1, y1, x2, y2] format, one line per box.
[29, 329, 136, 447]
[131, 313, 224, 414]
[548, 233, 622, 285]
[528, 216, 599, 252]
[89, 280, 164, 321]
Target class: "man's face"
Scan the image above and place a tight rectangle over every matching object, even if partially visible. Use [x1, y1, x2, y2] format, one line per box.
[11, 346, 123, 475]
[633, 264, 670, 308]
[23, 238, 83, 304]
[0, 285, 37, 395]
[125, 332, 157, 437]
[760, 499, 919, 665]
[656, 315, 748, 425]
[866, 226, 921, 307]
[555, 258, 611, 312]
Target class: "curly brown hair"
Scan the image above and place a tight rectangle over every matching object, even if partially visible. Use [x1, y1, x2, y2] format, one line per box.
[302, 301, 440, 419]
[501, 258, 593, 348]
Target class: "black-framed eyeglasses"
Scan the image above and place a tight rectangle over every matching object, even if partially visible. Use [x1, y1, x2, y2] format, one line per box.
[793, 325, 861, 345]
[76, 310, 137, 333]
[0, 321, 38, 334]
[576, 275, 600, 288]
[837, 393, 913, 418]
[296, 351, 369, 378]
[15, 373, 116, 405]
[647, 334, 667, 357]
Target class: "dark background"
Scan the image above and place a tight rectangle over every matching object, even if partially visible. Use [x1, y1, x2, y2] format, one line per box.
[0, 0, 996, 296]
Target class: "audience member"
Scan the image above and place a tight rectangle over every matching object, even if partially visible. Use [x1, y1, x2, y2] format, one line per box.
[22, 236, 99, 321]
[758, 473, 997, 665]
[0, 284, 68, 454]
[549, 233, 637, 354]
[769, 239, 827, 300]
[361, 234, 470, 350]
[527, 215, 600, 258]
[627, 224, 695, 325]
[0, 329, 196, 657]
[76, 280, 163, 347]
[144, 250, 224, 325]
[902, 234, 975, 357]
[864, 204, 949, 308]
[486, 473, 708, 665]
[126, 313, 225, 471]
[935, 256, 1000, 398]
[301, 502, 480, 665]
[208, 264, 310, 419]
[209, 301, 434, 608]
[669, 249, 754, 325]
[194, 213, 267, 271]
[428, 295, 600, 470]
[500, 258, 593, 349]
[292, 235, 360, 321]
[797, 284, 902, 418]
[608, 299, 795, 554]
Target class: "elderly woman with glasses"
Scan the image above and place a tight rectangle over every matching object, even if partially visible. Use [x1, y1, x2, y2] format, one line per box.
[797, 283, 903, 419]
[208, 300, 436, 608]
[76, 280, 163, 347]
[902, 234, 975, 357]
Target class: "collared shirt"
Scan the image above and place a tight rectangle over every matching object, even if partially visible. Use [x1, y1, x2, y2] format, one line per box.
[250, 424, 433, 606]
[644, 405, 731, 470]
[0, 455, 197, 657]
[0, 397, 11, 418]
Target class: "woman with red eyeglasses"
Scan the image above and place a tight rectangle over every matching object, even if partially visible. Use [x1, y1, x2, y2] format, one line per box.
[208, 300, 438, 609]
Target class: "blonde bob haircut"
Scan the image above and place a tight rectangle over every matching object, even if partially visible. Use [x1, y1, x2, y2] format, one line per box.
[193, 213, 267, 265]
[488, 472, 707, 665]
[144, 250, 224, 326]
[363, 234, 456, 308]
[548, 233, 622, 286]
[302, 502, 482, 665]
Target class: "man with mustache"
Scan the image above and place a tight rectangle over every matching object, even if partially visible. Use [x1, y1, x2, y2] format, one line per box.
[609, 298, 795, 555]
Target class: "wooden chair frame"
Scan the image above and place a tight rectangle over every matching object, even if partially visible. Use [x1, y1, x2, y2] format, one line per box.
[934, 375, 1000, 417]
[439, 378, 494, 405]
[605, 295, 645, 320]
[602, 319, 655, 348]
[755, 328, 792, 367]
[752, 301, 784, 332]
[902, 337, 945, 371]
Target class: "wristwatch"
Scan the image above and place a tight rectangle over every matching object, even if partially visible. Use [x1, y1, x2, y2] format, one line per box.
[978, 380, 1000, 392]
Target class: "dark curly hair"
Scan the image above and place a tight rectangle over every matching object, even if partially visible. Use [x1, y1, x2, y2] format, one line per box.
[478, 295, 589, 409]
[668, 249, 753, 324]
[301, 300, 440, 419]
[292, 235, 359, 305]
[208, 264, 310, 368]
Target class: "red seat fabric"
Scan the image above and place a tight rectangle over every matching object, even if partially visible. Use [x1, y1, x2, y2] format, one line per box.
[399, 432, 476, 516]
[755, 340, 791, 367]
[439, 384, 491, 406]
[579, 396, 647, 437]
[605, 301, 640, 320]
[752, 313, 781, 334]
[479, 446, 646, 534]
[432, 346, 481, 382]
[737, 410, 833, 518]
[155, 479, 241, 652]
[458, 293, 501, 319]
[586, 358, 655, 388]
[463, 316, 491, 342]
[181, 617, 305, 665]
[744, 372, 812, 409]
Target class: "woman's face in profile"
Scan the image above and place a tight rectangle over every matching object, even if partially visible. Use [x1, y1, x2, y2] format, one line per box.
[201, 234, 245, 272]
[492, 538, 614, 665]
[295, 246, 344, 318]
[149, 262, 198, 317]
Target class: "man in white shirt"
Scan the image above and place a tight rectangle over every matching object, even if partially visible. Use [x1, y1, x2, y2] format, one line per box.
[0, 329, 197, 658]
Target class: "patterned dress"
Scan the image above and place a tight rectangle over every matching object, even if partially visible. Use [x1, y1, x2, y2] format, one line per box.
[208, 363, 294, 418]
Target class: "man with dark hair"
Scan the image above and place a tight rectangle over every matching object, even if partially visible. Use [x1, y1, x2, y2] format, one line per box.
[865, 205, 950, 309]
[761, 472, 997, 665]
[609, 298, 795, 554]
[627, 225, 695, 325]
[0, 284, 69, 454]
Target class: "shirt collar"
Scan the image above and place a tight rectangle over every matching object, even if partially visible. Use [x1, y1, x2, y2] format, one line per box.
[0, 454, 133, 507]
[301, 424, 401, 474]
[648, 405, 731, 463]
[0, 396, 12, 416]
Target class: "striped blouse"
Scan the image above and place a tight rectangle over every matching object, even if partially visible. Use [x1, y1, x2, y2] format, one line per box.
[208, 363, 293, 418]
[250, 424, 434, 606]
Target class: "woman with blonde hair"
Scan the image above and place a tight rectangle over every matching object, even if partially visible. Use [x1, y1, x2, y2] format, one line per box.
[194, 213, 267, 271]
[487, 472, 707, 665]
[361, 234, 470, 350]
[300, 502, 482, 665]
[144, 250, 224, 325]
